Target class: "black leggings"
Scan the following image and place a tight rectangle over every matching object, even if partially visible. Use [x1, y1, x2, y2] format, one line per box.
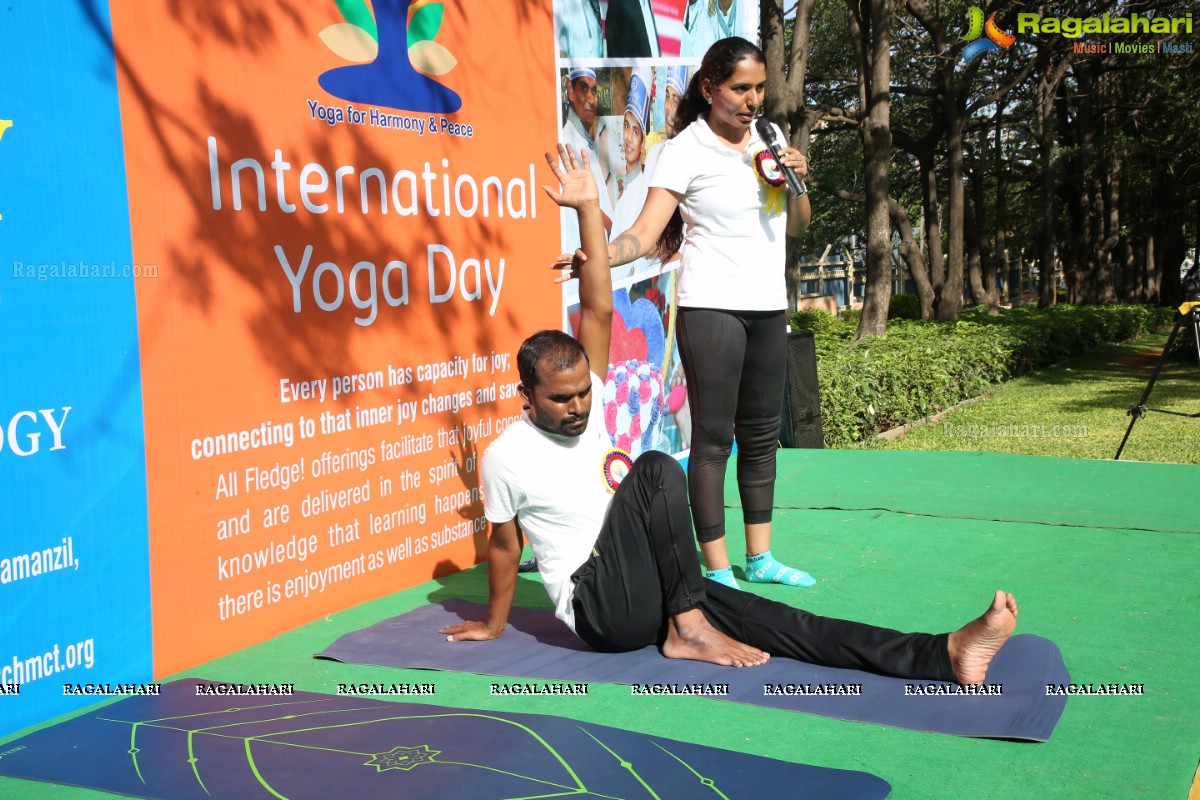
[570, 451, 955, 681]
[676, 307, 787, 543]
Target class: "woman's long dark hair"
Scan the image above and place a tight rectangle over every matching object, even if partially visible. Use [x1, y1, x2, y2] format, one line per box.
[653, 36, 766, 261]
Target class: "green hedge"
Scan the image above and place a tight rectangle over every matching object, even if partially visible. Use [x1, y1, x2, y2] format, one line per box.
[887, 293, 922, 320]
[790, 304, 1172, 446]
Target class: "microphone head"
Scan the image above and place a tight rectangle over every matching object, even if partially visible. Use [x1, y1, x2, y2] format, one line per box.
[753, 117, 774, 142]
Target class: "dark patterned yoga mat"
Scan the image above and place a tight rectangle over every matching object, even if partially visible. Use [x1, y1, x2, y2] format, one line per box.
[0, 678, 891, 799]
[317, 599, 1070, 741]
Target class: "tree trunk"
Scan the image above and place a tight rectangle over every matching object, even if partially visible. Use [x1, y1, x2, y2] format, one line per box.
[965, 150, 995, 310]
[1096, 148, 1120, 304]
[1068, 63, 1099, 304]
[936, 104, 966, 319]
[848, 0, 893, 338]
[1121, 174, 1142, 302]
[1036, 60, 1070, 309]
[919, 150, 944, 297]
[990, 102, 1008, 306]
[1159, 212, 1186, 306]
[762, 0, 818, 313]
[889, 198, 933, 315]
[891, 128, 939, 318]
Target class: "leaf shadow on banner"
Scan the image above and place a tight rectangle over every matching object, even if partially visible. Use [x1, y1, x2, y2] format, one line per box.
[445, 412, 489, 564]
[80, 0, 536, 407]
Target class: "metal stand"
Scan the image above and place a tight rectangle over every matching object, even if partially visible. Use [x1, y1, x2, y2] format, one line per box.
[1114, 303, 1200, 460]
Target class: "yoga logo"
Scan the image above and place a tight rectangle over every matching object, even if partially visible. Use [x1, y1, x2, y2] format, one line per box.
[960, 7, 1016, 64]
[317, 0, 462, 113]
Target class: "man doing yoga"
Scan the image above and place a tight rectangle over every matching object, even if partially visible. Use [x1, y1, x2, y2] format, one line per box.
[440, 144, 1016, 684]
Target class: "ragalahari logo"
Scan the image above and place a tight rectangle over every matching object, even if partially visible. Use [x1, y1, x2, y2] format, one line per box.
[318, 0, 462, 113]
[961, 7, 1016, 63]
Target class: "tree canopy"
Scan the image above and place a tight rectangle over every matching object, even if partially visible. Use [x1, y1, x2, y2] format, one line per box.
[762, 0, 1199, 336]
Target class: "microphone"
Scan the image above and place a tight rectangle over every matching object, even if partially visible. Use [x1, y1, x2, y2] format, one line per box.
[754, 118, 807, 198]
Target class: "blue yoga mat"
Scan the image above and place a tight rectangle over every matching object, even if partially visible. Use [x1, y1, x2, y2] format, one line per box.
[316, 599, 1069, 741]
[0, 678, 891, 799]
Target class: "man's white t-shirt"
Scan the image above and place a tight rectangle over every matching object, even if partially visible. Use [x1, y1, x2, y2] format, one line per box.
[649, 116, 788, 311]
[481, 372, 613, 631]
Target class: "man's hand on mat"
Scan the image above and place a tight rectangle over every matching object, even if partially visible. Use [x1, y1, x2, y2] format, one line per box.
[662, 608, 770, 668]
[440, 620, 504, 642]
[948, 590, 1019, 685]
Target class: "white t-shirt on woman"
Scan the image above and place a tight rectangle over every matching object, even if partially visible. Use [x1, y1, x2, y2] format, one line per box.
[649, 116, 788, 311]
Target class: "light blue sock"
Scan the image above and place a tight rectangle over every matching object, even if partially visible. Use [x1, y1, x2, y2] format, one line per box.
[704, 566, 739, 589]
[745, 550, 815, 587]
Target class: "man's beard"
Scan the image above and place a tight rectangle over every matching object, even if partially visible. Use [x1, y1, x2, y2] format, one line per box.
[532, 413, 588, 438]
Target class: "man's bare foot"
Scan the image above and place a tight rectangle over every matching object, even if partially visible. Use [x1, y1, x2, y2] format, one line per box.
[661, 608, 770, 667]
[948, 590, 1019, 685]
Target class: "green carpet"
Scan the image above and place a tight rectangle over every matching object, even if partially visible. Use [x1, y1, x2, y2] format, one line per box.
[766, 449, 1200, 533]
[2, 450, 1198, 800]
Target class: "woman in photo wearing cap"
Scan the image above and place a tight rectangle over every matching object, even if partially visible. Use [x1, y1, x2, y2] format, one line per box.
[641, 65, 689, 181]
[569, 37, 814, 590]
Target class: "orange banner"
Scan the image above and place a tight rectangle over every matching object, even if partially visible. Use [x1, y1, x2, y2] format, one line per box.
[110, 0, 557, 676]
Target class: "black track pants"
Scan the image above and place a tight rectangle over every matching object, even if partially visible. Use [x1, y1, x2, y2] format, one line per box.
[570, 451, 955, 681]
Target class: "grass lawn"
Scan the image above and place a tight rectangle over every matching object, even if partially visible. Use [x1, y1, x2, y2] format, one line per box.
[860, 332, 1200, 464]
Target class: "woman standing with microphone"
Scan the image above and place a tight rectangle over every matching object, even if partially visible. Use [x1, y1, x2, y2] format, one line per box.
[567, 37, 814, 589]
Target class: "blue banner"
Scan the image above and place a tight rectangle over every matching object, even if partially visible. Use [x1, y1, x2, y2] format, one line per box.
[0, 0, 152, 737]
